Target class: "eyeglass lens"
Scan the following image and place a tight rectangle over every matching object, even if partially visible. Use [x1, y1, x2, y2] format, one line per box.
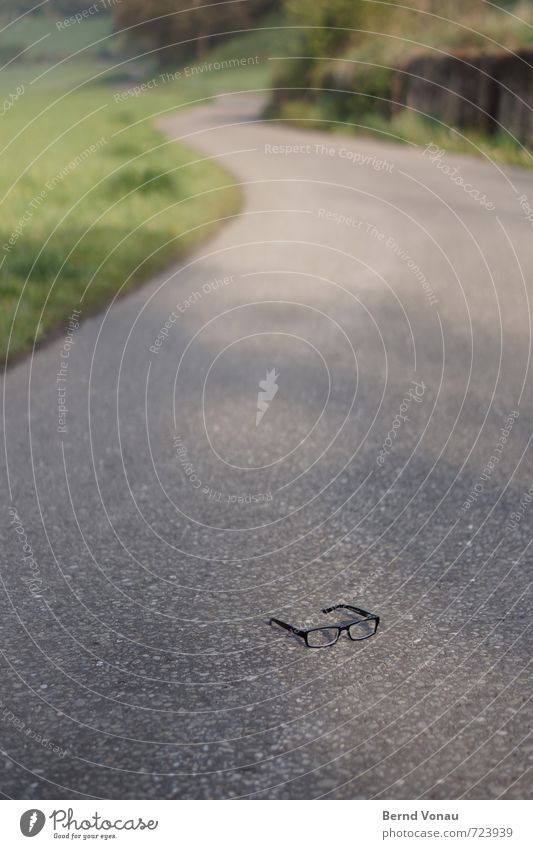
[306, 627, 339, 647]
[348, 618, 377, 640]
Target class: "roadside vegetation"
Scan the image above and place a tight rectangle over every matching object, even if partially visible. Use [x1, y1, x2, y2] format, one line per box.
[266, 0, 533, 166]
[0, 10, 288, 363]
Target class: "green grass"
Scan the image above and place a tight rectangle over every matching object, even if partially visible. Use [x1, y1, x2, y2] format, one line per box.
[272, 98, 533, 168]
[0, 13, 293, 363]
[0, 10, 321, 364]
[0, 14, 116, 63]
[360, 110, 533, 168]
[0, 83, 241, 362]
[0, 86, 242, 362]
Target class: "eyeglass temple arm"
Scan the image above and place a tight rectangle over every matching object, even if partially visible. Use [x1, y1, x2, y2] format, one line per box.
[322, 603, 375, 618]
[269, 617, 304, 636]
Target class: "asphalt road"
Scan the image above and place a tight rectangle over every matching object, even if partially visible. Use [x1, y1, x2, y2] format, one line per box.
[1, 94, 532, 799]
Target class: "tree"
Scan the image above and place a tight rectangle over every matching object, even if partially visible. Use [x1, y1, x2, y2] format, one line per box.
[113, 0, 278, 64]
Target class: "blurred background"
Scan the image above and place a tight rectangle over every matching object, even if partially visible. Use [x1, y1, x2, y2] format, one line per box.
[2, 0, 532, 364]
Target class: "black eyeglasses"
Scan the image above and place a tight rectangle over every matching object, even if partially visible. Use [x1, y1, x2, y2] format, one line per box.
[269, 604, 379, 648]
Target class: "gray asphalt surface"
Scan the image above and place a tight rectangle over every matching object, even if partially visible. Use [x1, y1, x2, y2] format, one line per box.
[1, 94, 532, 799]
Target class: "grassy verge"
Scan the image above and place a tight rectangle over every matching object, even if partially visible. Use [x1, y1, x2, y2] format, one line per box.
[0, 12, 294, 364]
[0, 85, 243, 362]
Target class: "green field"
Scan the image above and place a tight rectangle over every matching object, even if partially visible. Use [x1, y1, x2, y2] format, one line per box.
[0, 14, 291, 363]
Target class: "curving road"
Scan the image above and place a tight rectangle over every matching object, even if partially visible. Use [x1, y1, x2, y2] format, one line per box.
[1, 94, 532, 799]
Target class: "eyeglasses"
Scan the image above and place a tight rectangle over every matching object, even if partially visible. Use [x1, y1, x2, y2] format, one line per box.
[269, 604, 379, 648]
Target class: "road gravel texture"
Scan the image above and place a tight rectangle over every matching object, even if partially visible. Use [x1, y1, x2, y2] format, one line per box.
[1, 94, 532, 799]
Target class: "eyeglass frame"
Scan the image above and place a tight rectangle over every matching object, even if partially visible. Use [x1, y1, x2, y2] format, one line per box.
[269, 604, 380, 648]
